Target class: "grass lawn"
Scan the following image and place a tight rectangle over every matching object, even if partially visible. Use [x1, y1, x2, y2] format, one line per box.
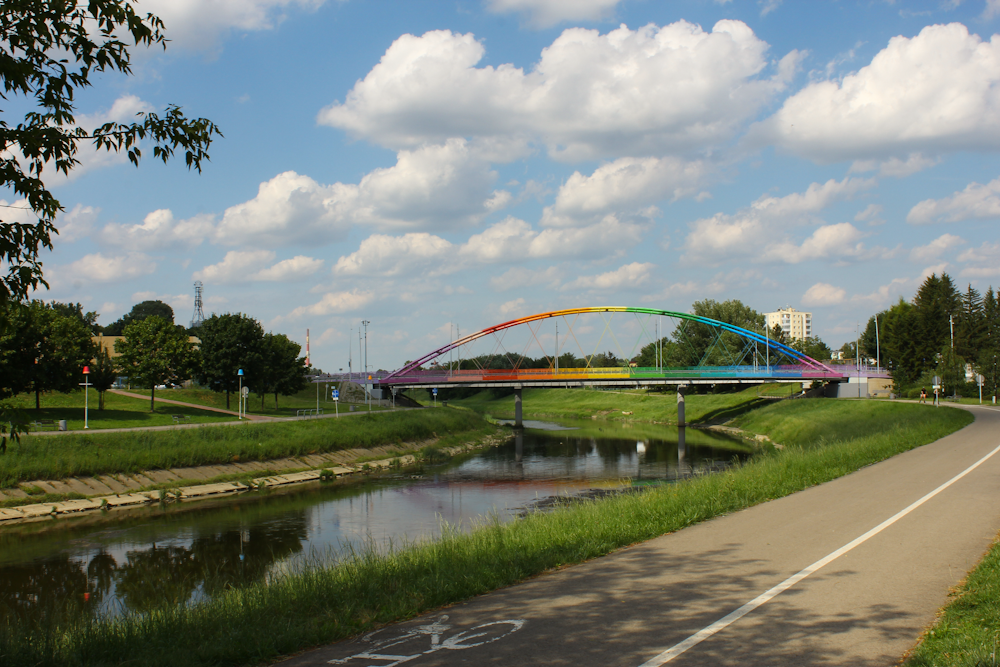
[0, 408, 496, 489]
[145, 383, 389, 417]
[447, 384, 802, 425]
[0, 400, 972, 667]
[7, 389, 235, 432]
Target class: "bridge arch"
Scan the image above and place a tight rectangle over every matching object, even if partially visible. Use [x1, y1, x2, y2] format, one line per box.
[382, 306, 835, 385]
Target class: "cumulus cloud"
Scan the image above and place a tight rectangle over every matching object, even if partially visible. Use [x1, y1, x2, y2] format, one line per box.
[319, 22, 797, 160]
[137, 0, 326, 51]
[852, 276, 914, 305]
[849, 153, 938, 178]
[564, 262, 655, 291]
[333, 233, 454, 277]
[907, 176, 1000, 224]
[215, 141, 504, 244]
[102, 209, 215, 251]
[761, 223, 869, 263]
[958, 241, 1000, 277]
[193, 250, 275, 283]
[541, 157, 707, 227]
[802, 282, 846, 306]
[499, 297, 527, 316]
[910, 234, 965, 262]
[253, 256, 324, 281]
[854, 203, 885, 226]
[753, 23, 1000, 162]
[683, 178, 874, 263]
[56, 253, 156, 286]
[485, 0, 622, 27]
[287, 290, 375, 319]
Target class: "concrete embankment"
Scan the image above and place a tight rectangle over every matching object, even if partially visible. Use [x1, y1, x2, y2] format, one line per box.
[0, 435, 504, 525]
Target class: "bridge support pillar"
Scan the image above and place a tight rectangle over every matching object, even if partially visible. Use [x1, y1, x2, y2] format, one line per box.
[514, 387, 523, 428]
[677, 386, 686, 427]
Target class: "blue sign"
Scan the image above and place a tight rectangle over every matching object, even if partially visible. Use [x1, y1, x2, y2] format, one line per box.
[331, 389, 339, 399]
[432, 388, 438, 395]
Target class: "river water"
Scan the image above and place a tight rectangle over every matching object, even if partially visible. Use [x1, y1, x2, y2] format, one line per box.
[0, 419, 750, 622]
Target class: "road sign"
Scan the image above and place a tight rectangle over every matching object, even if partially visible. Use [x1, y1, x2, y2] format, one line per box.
[241, 386, 249, 397]
[432, 388, 438, 395]
[332, 389, 340, 400]
[933, 375, 940, 385]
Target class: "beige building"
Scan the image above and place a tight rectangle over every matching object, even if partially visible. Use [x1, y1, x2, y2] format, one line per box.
[765, 307, 812, 341]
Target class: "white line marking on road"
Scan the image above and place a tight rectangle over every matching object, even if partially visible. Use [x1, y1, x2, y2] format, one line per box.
[639, 440, 1000, 666]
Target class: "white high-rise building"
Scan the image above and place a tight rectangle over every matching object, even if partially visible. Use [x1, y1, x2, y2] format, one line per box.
[765, 307, 812, 341]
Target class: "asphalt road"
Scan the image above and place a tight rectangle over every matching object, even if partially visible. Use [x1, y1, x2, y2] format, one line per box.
[281, 404, 1000, 667]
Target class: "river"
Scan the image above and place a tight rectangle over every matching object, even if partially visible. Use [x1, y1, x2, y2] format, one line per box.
[0, 419, 750, 622]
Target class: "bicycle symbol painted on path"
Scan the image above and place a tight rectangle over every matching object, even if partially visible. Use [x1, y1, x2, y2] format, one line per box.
[327, 615, 526, 666]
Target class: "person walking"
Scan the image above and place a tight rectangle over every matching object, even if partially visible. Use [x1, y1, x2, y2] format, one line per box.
[920, 387, 927, 404]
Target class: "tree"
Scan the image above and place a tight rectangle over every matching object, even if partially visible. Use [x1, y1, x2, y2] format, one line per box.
[88, 346, 119, 410]
[196, 313, 265, 410]
[103, 300, 175, 335]
[252, 333, 307, 409]
[912, 273, 961, 374]
[791, 336, 832, 361]
[0, 300, 95, 409]
[50, 301, 100, 333]
[671, 300, 765, 366]
[115, 316, 196, 410]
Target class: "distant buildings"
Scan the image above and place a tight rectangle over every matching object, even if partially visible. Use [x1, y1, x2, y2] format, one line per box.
[765, 307, 813, 341]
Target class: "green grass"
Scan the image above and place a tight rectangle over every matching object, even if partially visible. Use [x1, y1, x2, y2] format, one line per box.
[450, 385, 796, 425]
[146, 384, 388, 417]
[905, 533, 1000, 666]
[0, 401, 972, 667]
[0, 409, 495, 489]
[7, 389, 235, 431]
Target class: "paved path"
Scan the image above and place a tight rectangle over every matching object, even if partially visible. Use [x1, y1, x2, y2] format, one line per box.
[282, 404, 1000, 667]
[108, 389, 274, 420]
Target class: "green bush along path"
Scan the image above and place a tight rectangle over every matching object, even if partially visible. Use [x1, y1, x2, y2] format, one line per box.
[0, 399, 977, 667]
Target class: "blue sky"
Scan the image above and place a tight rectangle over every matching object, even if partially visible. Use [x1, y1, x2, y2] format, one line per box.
[16, 0, 1000, 372]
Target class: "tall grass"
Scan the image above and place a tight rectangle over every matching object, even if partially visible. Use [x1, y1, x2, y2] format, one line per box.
[0, 410, 493, 487]
[0, 401, 972, 667]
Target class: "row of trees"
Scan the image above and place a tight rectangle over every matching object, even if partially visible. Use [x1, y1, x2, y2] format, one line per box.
[0, 301, 307, 416]
[860, 274, 999, 397]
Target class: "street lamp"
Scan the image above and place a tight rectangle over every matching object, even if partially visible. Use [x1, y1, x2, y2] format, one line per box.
[362, 320, 370, 409]
[82, 366, 91, 429]
[237, 369, 244, 420]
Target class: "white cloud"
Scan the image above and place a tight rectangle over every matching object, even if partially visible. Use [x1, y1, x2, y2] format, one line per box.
[541, 157, 707, 227]
[759, 0, 782, 17]
[985, 0, 1000, 20]
[564, 262, 655, 291]
[319, 22, 795, 161]
[59, 253, 156, 284]
[215, 141, 503, 244]
[462, 217, 537, 263]
[485, 0, 622, 27]
[854, 203, 884, 226]
[802, 282, 846, 306]
[852, 276, 914, 306]
[499, 297, 527, 316]
[287, 290, 375, 319]
[907, 176, 1000, 224]
[55, 205, 100, 243]
[102, 209, 215, 251]
[333, 233, 454, 276]
[193, 250, 275, 283]
[958, 241, 1000, 278]
[683, 178, 875, 263]
[910, 234, 965, 262]
[850, 153, 938, 177]
[753, 23, 1000, 162]
[762, 223, 868, 264]
[136, 0, 327, 51]
[529, 216, 645, 259]
[253, 256, 324, 281]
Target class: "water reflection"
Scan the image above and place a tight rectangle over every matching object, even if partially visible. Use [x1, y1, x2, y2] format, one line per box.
[0, 419, 749, 622]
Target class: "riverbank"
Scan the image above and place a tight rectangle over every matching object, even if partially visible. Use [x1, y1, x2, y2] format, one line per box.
[0, 400, 972, 667]
[450, 385, 792, 425]
[0, 409, 499, 505]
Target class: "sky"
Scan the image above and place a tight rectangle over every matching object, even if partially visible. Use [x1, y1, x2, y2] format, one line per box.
[12, 0, 1000, 372]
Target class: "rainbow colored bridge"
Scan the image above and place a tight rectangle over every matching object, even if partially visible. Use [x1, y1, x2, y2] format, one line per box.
[331, 307, 888, 391]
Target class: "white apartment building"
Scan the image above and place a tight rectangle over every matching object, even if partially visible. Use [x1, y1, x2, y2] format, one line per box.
[765, 307, 813, 341]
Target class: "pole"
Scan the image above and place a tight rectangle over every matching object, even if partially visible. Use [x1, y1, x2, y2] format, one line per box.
[238, 374, 242, 420]
[875, 315, 881, 373]
[555, 322, 559, 373]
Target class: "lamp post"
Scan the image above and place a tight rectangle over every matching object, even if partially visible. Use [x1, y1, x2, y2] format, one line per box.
[237, 369, 244, 420]
[362, 320, 370, 408]
[82, 366, 90, 429]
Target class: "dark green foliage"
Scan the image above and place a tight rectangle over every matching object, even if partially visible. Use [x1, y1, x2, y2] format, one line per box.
[671, 300, 765, 366]
[88, 347, 119, 410]
[254, 333, 307, 409]
[196, 313, 265, 410]
[0, 1, 220, 309]
[103, 300, 175, 336]
[115, 316, 197, 410]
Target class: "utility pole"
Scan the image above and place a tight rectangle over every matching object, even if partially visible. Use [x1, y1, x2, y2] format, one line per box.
[362, 320, 370, 410]
[555, 322, 559, 373]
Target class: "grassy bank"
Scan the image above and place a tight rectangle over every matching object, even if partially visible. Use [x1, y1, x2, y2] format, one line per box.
[0, 401, 972, 667]
[904, 532, 1000, 666]
[0, 409, 493, 489]
[7, 389, 234, 431]
[450, 385, 797, 425]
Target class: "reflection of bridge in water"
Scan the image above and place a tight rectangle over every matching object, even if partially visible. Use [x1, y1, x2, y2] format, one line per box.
[318, 307, 889, 424]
